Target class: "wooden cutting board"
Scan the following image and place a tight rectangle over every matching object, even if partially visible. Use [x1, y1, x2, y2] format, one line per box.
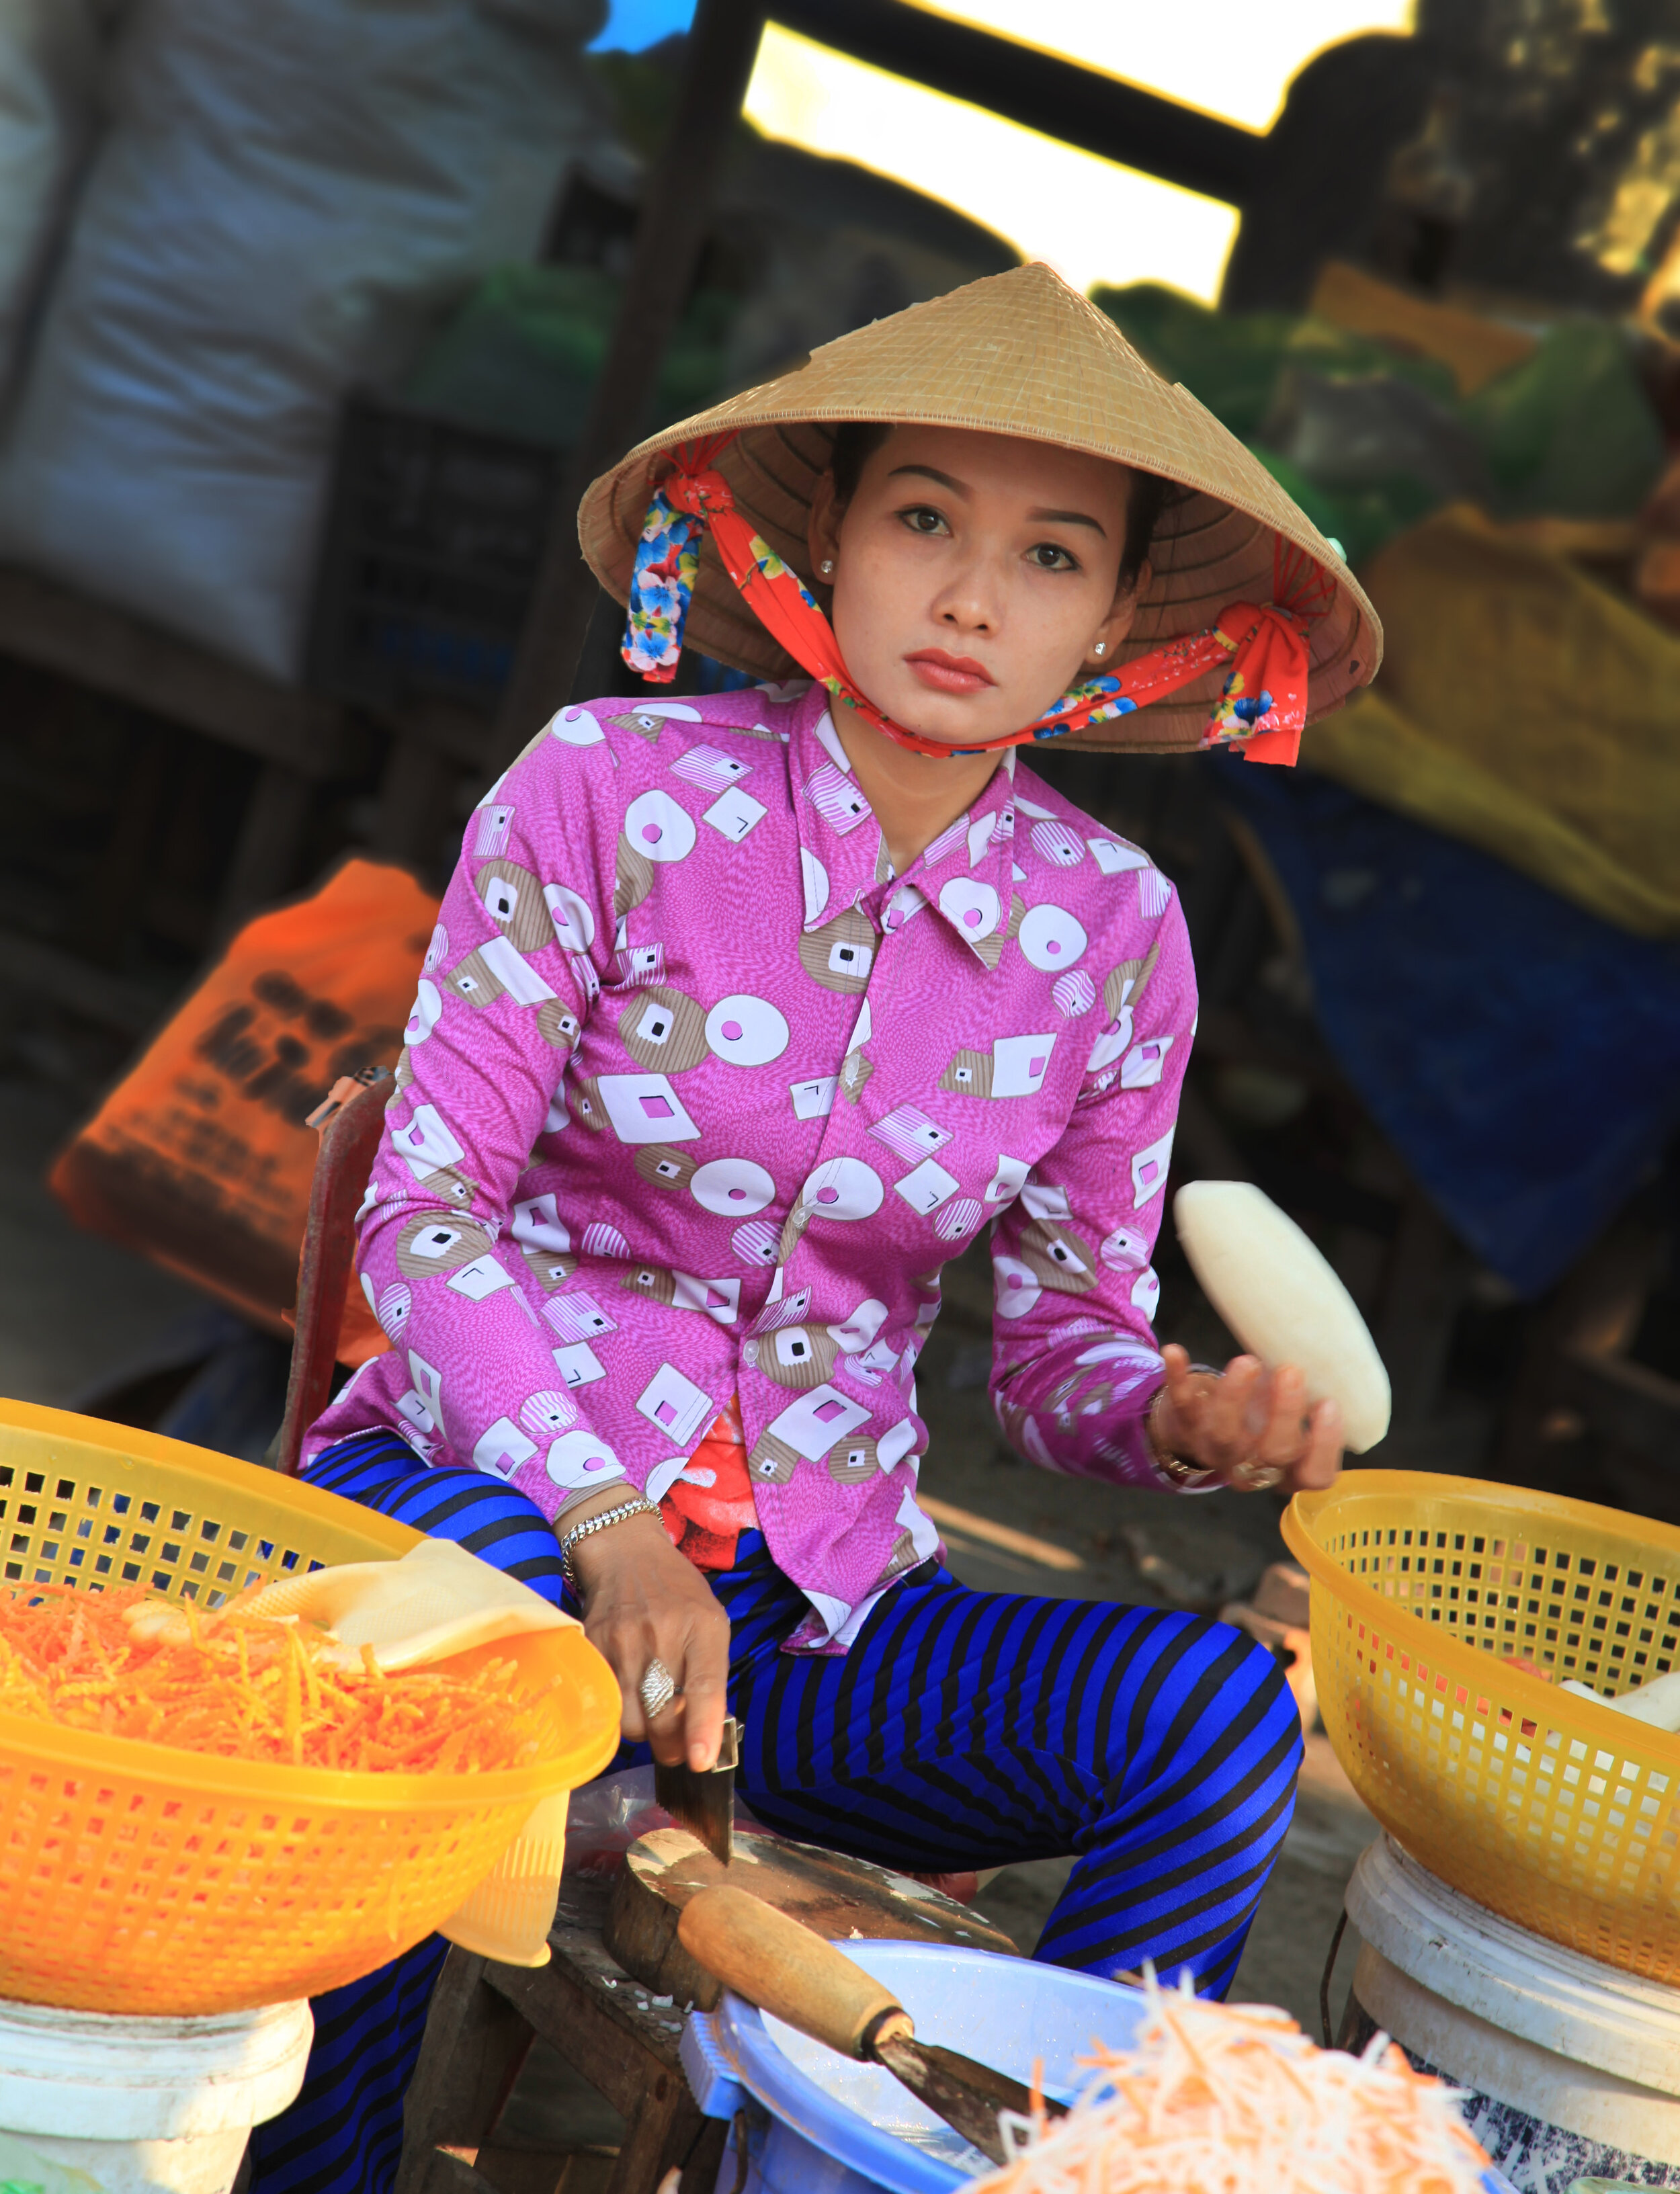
[603, 1826, 1018, 2009]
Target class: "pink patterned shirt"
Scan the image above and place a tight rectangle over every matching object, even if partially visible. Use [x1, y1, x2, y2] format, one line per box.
[307, 683, 1197, 1652]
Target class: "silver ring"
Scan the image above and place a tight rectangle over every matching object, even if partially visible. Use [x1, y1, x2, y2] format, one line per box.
[639, 1658, 678, 1719]
[1230, 1458, 1286, 1492]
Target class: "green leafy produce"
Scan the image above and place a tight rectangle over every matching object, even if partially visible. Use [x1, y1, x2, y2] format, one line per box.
[401, 263, 736, 450]
[1091, 282, 1456, 441]
[1091, 280, 1664, 562]
[1461, 319, 1664, 518]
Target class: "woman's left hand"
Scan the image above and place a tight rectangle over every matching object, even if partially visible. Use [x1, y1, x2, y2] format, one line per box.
[1151, 1344, 1343, 1494]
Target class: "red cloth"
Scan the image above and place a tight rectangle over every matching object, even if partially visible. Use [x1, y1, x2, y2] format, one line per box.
[659, 1397, 758, 1572]
[636, 438, 1325, 767]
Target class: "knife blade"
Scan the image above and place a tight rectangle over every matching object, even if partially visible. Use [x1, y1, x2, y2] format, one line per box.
[872, 2031, 1058, 2165]
[655, 1714, 739, 1864]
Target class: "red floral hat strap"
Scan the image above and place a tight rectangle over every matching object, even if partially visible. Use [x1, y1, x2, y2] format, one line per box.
[621, 436, 1322, 765]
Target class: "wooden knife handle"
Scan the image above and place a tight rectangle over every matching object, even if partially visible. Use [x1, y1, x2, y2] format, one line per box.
[678, 1885, 913, 2060]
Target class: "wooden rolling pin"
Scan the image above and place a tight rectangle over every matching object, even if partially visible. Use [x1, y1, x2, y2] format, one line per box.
[679, 1884, 1063, 2166]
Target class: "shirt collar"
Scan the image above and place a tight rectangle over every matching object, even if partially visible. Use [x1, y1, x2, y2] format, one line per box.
[786, 691, 1020, 970]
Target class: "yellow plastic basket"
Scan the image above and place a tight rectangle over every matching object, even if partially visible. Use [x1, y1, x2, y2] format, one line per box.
[1284, 1471, 1680, 1984]
[0, 1400, 620, 2015]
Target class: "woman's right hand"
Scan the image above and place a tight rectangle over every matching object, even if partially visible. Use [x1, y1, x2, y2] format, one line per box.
[568, 1503, 732, 1772]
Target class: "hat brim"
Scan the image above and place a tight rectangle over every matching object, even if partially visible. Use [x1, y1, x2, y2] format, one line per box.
[578, 266, 1380, 752]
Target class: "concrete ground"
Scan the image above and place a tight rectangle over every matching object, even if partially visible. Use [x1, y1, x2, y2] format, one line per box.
[0, 1078, 205, 1410]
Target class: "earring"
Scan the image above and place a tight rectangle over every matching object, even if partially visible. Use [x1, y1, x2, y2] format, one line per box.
[820, 558, 835, 576]
[1093, 640, 1106, 657]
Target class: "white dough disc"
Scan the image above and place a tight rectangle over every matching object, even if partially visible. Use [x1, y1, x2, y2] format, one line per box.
[1173, 1179, 1390, 1453]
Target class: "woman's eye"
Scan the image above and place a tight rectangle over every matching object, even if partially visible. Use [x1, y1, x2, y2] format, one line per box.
[1030, 542, 1079, 571]
[899, 505, 949, 536]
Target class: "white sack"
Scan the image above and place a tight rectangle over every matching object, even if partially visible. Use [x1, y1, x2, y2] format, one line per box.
[0, 1, 121, 400]
[0, 0, 606, 681]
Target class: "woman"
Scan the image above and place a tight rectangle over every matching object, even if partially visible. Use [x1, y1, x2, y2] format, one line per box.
[251, 263, 1380, 2190]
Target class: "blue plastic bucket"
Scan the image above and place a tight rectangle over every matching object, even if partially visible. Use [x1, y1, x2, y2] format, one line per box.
[679, 1937, 1525, 2194]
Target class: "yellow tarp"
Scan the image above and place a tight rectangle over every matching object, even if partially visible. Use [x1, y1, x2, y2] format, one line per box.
[1302, 505, 1680, 935]
[1308, 260, 1538, 396]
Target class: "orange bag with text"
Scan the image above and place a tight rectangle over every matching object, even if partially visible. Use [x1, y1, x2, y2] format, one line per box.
[51, 857, 437, 1365]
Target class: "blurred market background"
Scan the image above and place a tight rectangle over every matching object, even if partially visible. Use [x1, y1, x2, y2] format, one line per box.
[2, 0, 1680, 2041]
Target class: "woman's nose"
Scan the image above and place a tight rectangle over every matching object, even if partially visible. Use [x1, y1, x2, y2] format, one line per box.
[935, 552, 1002, 634]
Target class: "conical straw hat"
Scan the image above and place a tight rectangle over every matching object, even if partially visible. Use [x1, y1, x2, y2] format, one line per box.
[581, 263, 1380, 751]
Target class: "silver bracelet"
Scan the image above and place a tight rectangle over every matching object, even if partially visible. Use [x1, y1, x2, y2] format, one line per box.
[558, 1496, 661, 1594]
[1146, 1365, 1222, 1490]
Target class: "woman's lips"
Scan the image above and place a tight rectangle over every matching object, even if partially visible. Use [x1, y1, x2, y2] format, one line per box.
[905, 649, 995, 696]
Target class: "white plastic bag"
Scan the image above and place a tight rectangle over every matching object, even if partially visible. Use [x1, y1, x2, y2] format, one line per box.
[563, 1765, 675, 1877]
[0, 0, 605, 680]
[0, 0, 121, 403]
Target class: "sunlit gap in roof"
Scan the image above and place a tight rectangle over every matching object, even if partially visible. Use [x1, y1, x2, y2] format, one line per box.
[743, 2, 1415, 304]
[904, 1, 1417, 135]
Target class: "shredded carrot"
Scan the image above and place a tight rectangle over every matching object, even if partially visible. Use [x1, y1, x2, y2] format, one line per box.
[0, 1584, 542, 1775]
[976, 1968, 1493, 2193]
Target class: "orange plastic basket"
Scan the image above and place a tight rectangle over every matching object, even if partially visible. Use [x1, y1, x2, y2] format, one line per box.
[1284, 1471, 1680, 1984]
[0, 1400, 620, 2015]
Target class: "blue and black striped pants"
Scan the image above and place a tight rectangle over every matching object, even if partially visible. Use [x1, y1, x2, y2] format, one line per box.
[249, 1433, 1302, 2192]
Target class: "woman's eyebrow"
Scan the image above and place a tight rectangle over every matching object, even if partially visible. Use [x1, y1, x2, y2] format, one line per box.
[888, 463, 970, 497]
[888, 464, 1107, 538]
[1029, 506, 1108, 536]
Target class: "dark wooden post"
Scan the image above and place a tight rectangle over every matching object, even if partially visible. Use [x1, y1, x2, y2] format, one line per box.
[775, 0, 1256, 203]
[489, 0, 769, 771]
[275, 1072, 392, 1476]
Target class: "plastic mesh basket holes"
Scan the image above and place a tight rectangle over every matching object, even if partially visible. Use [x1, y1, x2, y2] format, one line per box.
[1288, 1478, 1680, 1982]
[0, 1460, 322, 1599]
[1325, 1519, 1680, 1692]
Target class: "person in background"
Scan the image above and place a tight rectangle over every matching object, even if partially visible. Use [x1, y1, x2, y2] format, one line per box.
[251, 262, 1380, 2192]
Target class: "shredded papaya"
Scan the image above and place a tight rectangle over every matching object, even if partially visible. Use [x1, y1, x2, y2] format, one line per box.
[975, 1968, 1493, 2193]
[0, 1584, 541, 1774]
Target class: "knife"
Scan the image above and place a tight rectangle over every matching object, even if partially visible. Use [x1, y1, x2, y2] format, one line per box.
[655, 1714, 739, 1864]
[679, 1884, 1066, 2167]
